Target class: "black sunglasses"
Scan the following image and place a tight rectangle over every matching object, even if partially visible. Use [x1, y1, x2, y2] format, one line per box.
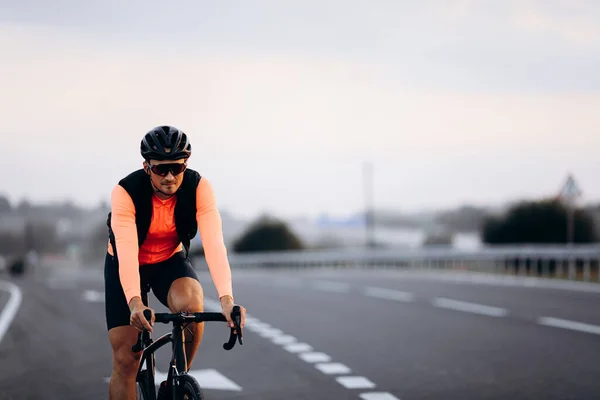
[147, 163, 187, 177]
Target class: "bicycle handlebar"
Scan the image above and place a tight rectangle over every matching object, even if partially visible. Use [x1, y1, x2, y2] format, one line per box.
[131, 306, 243, 353]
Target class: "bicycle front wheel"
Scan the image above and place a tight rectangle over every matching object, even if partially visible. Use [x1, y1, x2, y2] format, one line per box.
[136, 382, 150, 400]
[135, 370, 152, 400]
[175, 374, 204, 400]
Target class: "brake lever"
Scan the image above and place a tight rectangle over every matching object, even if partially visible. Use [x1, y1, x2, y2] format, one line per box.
[222, 305, 243, 350]
[131, 310, 154, 353]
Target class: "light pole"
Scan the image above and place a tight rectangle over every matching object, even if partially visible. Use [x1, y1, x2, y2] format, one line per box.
[364, 162, 374, 248]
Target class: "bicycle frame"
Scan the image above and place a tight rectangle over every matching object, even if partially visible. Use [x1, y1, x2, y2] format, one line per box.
[135, 317, 190, 399]
[132, 284, 242, 399]
[132, 284, 188, 399]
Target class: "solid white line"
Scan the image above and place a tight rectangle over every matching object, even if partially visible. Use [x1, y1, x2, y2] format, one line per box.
[364, 287, 414, 302]
[360, 392, 401, 400]
[0, 280, 23, 344]
[315, 362, 352, 374]
[336, 376, 376, 389]
[432, 297, 508, 317]
[538, 317, 600, 335]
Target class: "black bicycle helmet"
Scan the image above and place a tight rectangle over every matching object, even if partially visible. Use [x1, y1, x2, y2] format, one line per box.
[140, 125, 192, 160]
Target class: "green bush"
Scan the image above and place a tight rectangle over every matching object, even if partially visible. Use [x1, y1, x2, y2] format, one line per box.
[233, 215, 304, 253]
[482, 199, 597, 244]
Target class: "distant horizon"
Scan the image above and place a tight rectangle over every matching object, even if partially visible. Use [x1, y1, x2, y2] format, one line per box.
[2, 191, 596, 223]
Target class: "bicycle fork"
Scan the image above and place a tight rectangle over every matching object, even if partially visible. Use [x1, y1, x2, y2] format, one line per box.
[166, 322, 188, 397]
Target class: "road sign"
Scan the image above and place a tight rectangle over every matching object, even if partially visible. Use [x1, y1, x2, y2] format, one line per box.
[558, 174, 582, 203]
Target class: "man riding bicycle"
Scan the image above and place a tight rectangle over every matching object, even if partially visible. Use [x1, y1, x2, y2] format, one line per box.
[104, 125, 247, 400]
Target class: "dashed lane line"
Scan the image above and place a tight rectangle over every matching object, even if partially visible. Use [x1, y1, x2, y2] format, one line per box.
[537, 317, 600, 336]
[203, 297, 402, 400]
[431, 297, 509, 317]
[360, 393, 403, 400]
[364, 287, 414, 302]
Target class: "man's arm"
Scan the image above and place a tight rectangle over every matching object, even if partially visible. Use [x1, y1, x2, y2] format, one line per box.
[195, 177, 234, 301]
[110, 185, 142, 306]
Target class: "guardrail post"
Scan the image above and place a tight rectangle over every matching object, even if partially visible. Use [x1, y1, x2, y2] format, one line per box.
[555, 259, 563, 279]
[541, 258, 549, 278]
[568, 257, 576, 281]
[583, 258, 591, 282]
[517, 257, 526, 276]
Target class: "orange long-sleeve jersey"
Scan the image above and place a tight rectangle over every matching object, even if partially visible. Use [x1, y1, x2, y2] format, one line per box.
[107, 176, 233, 305]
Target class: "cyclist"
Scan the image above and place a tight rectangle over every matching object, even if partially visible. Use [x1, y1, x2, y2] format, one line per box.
[104, 125, 246, 400]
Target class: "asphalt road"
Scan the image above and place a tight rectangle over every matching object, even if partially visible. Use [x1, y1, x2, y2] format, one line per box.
[1, 265, 599, 399]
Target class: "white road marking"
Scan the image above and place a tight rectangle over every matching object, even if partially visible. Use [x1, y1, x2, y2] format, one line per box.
[299, 352, 332, 363]
[83, 290, 104, 303]
[538, 317, 600, 336]
[315, 362, 352, 374]
[0, 280, 22, 344]
[246, 322, 272, 332]
[271, 335, 297, 345]
[313, 280, 351, 293]
[432, 297, 508, 317]
[202, 297, 401, 399]
[360, 392, 401, 400]
[336, 376, 376, 389]
[284, 343, 313, 353]
[364, 287, 414, 302]
[258, 328, 284, 338]
[105, 368, 242, 391]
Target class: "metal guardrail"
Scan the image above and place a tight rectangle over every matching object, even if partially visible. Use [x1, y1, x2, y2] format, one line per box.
[213, 244, 600, 282]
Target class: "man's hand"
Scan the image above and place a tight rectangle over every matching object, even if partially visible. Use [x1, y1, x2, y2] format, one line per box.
[220, 295, 246, 333]
[129, 297, 154, 332]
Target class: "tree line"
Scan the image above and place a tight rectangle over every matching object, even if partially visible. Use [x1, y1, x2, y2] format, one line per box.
[1, 193, 598, 257]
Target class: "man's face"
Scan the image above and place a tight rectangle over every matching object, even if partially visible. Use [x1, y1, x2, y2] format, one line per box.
[144, 158, 187, 196]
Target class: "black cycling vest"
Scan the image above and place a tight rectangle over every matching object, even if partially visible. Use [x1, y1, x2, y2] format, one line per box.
[106, 168, 201, 262]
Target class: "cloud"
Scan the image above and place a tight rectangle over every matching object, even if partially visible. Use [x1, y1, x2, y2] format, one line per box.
[2, 1, 600, 94]
[1, 15, 600, 215]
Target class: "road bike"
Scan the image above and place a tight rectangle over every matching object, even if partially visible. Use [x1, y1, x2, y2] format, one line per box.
[132, 284, 243, 399]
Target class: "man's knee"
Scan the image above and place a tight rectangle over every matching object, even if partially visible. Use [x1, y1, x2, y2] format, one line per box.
[109, 326, 140, 378]
[168, 277, 204, 313]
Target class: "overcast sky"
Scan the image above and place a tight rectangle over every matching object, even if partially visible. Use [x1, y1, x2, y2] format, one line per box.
[1, 0, 599, 219]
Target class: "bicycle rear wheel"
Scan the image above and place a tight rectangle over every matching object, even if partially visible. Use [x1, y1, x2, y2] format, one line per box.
[175, 374, 204, 400]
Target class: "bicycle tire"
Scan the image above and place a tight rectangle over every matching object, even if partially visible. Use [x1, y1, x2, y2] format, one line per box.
[136, 382, 150, 400]
[135, 370, 152, 400]
[175, 374, 204, 400]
